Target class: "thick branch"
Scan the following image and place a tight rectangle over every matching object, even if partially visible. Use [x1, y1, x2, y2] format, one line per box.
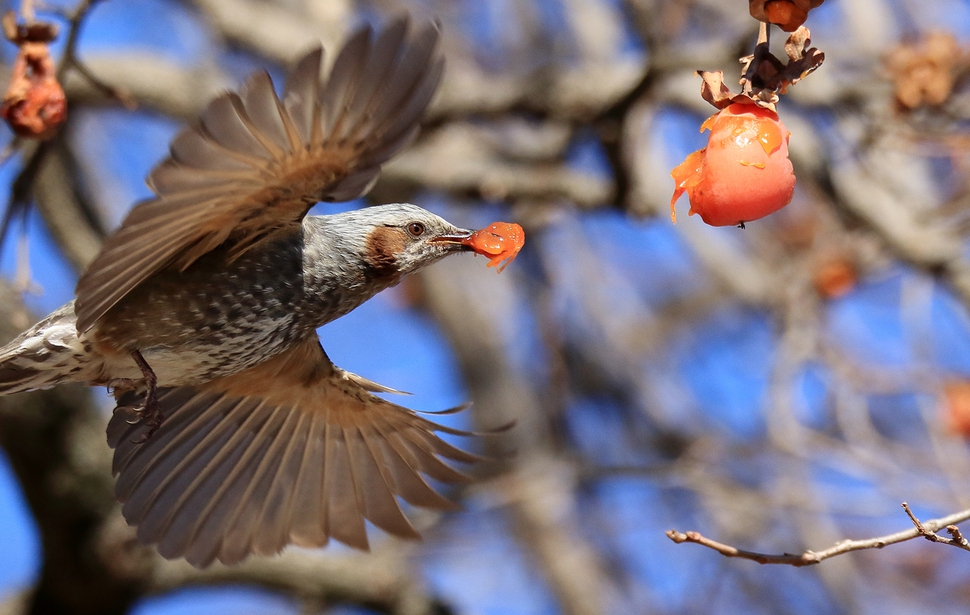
[32, 140, 104, 270]
[382, 123, 613, 209]
[152, 550, 443, 615]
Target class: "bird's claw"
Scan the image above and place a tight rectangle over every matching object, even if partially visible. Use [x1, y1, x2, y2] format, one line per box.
[112, 349, 163, 444]
[124, 390, 163, 443]
[107, 377, 139, 395]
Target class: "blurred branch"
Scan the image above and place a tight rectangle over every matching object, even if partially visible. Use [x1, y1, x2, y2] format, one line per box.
[421, 259, 618, 615]
[62, 55, 228, 119]
[185, 0, 343, 64]
[4, 137, 102, 274]
[383, 122, 613, 208]
[805, 126, 970, 310]
[152, 549, 444, 615]
[62, 48, 646, 126]
[667, 502, 970, 566]
[32, 139, 103, 269]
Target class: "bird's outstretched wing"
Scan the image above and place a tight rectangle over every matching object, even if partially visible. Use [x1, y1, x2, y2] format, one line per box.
[75, 17, 443, 332]
[107, 337, 484, 568]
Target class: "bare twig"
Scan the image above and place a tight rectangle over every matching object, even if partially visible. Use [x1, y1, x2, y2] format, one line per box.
[946, 525, 970, 548]
[57, 0, 137, 109]
[667, 503, 970, 566]
[902, 502, 970, 552]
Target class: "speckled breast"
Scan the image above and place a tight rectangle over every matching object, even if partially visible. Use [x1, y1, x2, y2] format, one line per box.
[92, 234, 316, 386]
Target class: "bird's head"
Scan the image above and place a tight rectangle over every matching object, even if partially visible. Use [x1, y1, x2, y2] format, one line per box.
[329, 204, 474, 280]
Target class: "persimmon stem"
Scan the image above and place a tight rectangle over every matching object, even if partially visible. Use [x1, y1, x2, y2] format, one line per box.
[758, 20, 769, 46]
[742, 22, 772, 96]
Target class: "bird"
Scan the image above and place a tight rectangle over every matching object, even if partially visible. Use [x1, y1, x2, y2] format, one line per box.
[0, 17, 505, 567]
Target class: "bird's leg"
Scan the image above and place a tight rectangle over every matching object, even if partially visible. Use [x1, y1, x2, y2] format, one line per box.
[110, 350, 162, 443]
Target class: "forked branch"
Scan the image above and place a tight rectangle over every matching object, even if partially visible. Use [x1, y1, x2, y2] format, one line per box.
[667, 502, 970, 566]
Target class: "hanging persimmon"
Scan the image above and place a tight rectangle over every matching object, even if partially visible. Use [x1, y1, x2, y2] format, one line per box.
[670, 102, 795, 227]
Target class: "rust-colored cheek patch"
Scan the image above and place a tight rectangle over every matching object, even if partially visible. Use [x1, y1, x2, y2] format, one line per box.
[364, 226, 408, 278]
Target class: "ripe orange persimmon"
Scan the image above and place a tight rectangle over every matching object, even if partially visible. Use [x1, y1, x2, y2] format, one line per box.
[670, 102, 795, 227]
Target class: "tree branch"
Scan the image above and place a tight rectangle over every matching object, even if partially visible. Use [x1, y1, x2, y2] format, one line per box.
[56, 0, 137, 109]
[902, 502, 970, 552]
[667, 502, 970, 566]
[151, 549, 445, 615]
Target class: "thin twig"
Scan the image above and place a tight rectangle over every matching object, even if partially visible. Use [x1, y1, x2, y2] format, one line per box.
[57, 0, 137, 109]
[667, 502, 970, 566]
[946, 525, 970, 548]
[903, 502, 970, 552]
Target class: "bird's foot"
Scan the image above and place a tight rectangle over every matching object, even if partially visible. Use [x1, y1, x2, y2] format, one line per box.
[111, 350, 163, 444]
[127, 387, 162, 443]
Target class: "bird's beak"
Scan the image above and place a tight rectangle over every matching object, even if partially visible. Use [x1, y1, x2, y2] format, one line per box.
[431, 228, 475, 252]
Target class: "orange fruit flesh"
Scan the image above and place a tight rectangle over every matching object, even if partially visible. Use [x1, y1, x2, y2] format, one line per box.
[462, 222, 525, 273]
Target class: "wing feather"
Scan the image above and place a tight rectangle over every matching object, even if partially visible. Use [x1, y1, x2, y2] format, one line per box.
[335, 18, 409, 143]
[324, 422, 369, 549]
[169, 127, 255, 170]
[107, 338, 493, 567]
[218, 405, 301, 552]
[237, 73, 291, 155]
[283, 48, 323, 144]
[196, 94, 274, 161]
[177, 401, 284, 558]
[287, 410, 328, 548]
[364, 420, 460, 510]
[344, 423, 419, 539]
[76, 17, 442, 332]
[318, 28, 371, 137]
[133, 397, 258, 543]
[160, 412, 262, 561]
[250, 409, 311, 555]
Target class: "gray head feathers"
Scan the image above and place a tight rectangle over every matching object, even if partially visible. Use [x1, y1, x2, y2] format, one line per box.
[306, 204, 473, 277]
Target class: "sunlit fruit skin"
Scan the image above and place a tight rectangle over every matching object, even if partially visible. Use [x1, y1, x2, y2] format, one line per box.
[670, 103, 795, 227]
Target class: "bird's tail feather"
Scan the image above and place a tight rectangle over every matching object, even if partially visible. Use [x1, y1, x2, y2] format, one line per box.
[0, 302, 84, 395]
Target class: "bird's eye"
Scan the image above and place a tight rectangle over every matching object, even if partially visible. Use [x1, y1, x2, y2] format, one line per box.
[407, 222, 426, 237]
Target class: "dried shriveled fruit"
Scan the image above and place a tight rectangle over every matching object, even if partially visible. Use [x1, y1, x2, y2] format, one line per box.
[884, 31, 965, 110]
[0, 13, 65, 140]
[670, 102, 795, 227]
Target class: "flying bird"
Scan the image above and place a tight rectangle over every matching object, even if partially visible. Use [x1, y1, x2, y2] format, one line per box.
[0, 17, 518, 567]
